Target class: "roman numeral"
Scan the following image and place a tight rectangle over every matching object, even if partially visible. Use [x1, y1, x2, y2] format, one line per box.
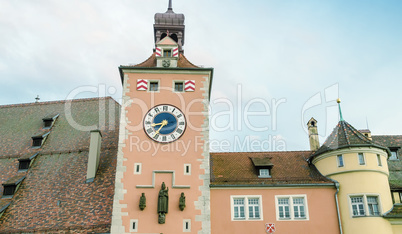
[176, 129, 183, 134]
[153, 134, 160, 140]
[176, 114, 182, 118]
[146, 128, 153, 134]
[154, 107, 160, 113]
[171, 134, 176, 140]
[163, 106, 168, 111]
[148, 113, 153, 118]
[162, 136, 167, 142]
[171, 108, 176, 113]
[179, 122, 185, 125]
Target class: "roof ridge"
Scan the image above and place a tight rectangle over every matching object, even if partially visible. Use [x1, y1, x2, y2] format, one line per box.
[0, 96, 116, 109]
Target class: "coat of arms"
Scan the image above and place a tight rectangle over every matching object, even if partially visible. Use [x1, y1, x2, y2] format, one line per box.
[265, 223, 276, 233]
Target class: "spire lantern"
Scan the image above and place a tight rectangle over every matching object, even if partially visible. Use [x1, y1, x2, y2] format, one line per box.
[154, 0, 185, 52]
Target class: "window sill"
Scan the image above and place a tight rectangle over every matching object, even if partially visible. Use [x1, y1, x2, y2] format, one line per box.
[258, 176, 271, 178]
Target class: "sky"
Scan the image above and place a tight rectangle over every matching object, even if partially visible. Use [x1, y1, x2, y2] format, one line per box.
[1, 0, 401, 151]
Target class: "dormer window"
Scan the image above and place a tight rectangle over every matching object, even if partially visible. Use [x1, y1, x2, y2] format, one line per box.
[18, 153, 39, 171]
[2, 175, 25, 198]
[163, 49, 172, 57]
[389, 148, 399, 160]
[250, 157, 273, 178]
[31, 132, 50, 148]
[259, 169, 270, 178]
[42, 114, 59, 129]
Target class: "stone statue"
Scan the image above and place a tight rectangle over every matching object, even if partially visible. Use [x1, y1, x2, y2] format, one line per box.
[139, 193, 146, 210]
[179, 192, 186, 211]
[157, 182, 169, 224]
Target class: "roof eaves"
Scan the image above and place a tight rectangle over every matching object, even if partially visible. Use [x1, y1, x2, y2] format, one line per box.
[210, 183, 336, 188]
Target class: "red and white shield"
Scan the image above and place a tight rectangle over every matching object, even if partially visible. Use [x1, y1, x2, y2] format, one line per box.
[265, 223, 275, 233]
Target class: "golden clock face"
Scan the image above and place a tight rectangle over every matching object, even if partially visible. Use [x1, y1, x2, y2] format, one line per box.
[143, 104, 186, 143]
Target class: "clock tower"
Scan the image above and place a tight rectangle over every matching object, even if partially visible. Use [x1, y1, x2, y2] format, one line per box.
[111, 1, 213, 233]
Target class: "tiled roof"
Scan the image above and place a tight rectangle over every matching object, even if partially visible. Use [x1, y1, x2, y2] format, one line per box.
[384, 203, 402, 218]
[311, 120, 389, 160]
[372, 135, 402, 190]
[210, 151, 334, 186]
[0, 97, 120, 233]
[124, 52, 199, 68]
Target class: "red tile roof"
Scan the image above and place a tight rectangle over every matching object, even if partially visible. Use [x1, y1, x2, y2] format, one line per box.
[210, 151, 334, 186]
[0, 97, 120, 233]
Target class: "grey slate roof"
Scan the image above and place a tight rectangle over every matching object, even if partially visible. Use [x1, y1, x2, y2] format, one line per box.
[310, 120, 390, 160]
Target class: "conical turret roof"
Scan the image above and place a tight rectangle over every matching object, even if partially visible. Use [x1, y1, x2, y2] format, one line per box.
[310, 120, 390, 160]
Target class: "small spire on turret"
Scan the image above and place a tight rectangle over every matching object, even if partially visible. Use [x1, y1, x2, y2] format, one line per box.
[168, 0, 173, 11]
[337, 98, 344, 121]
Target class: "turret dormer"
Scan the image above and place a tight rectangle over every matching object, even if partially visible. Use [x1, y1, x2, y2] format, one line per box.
[155, 36, 179, 68]
[154, 0, 185, 52]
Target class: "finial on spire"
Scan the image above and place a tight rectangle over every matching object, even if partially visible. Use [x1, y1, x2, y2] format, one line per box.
[168, 0, 173, 10]
[35, 95, 40, 103]
[337, 98, 344, 121]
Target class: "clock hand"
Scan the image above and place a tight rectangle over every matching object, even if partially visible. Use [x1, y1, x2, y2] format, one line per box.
[151, 122, 163, 127]
[154, 120, 168, 136]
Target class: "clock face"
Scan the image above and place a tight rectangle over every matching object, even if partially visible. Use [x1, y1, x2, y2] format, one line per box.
[143, 104, 186, 143]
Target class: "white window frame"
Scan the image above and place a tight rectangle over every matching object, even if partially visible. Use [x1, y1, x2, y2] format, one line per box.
[230, 195, 263, 221]
[337, 155, 344, 167]
[349, 194, 382, 218]
[134, 163, 142, 175]
[184, 164, 191, 175]
[275, 195, 309, 221]
[130, 219, 138, 232]
[183, 219, 191, 232]
[358, 153, 366, 165]
[258, 168, 271, 178]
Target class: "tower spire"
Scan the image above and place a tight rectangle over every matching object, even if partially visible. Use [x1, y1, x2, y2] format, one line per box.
[337, 98, 344, 121]
[168, 0, 172, 10]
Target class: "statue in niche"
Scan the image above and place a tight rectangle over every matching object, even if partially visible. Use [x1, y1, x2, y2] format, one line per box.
[179, 192, 186, 211]
[139, 193, 146, 210]
[157, 182, 169, 224]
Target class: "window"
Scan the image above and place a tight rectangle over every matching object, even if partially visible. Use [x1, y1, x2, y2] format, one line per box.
[275, 195, 309, 221]
[231, 195, 263, 221]
[350, 195, 381, 217]
[351, 196, 365, 216]
[293, 198, 306, 219]
[3, 185, 16, 196]
[248, 198, 260, 219]
[32, 137, 43, 147]
[337, 155, 344, 167]
[183, 219, 191, 232]
[130, 219, 138, 232]
[377, 154, 382, 166]
[233, 198, 245, 219]
[184, 164, 191, 175]
[134, 163, 142, 175]
[367, 196, 380, 216]
[149, 81, 159, 91]
[259, 169, 270, 178]
[18, 160, 30, 170]
[278, 198, 290, 219]
[358, 153, 365, 165]
[163, 49, 172, 57]
[390, 149, 399, 160]
[174, 81, 184, 92]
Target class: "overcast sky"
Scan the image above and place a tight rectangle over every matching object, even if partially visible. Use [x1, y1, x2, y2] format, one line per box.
[1, 0, 401, 151]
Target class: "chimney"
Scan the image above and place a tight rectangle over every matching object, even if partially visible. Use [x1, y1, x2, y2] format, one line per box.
[86, 130, 102, 183]
[307, 117, 320, 151]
